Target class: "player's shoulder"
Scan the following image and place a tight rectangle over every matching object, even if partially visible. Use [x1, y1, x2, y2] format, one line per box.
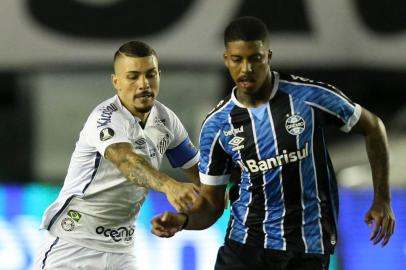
[153, 100, 172, 115]
[91, 96, 119, 114]
[202, 94, 234, 128]
[279, 73, 342, 93]
[86, 96, 125, 128]
[152, 100, 179, 124]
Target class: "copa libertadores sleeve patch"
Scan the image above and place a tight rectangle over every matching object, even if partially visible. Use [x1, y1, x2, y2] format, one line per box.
[100, 128, 115, 141]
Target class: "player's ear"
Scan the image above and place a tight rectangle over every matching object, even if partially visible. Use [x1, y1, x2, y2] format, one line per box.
[268, 50, 272, 64]
[111, 73, 119, 91]
[223, 52, 229, 68]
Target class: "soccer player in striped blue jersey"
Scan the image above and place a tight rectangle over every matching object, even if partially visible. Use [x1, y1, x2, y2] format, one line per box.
[151, 17, 395, 269]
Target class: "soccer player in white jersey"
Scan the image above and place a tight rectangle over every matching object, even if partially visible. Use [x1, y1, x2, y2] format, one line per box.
[33, 41, 200, 270]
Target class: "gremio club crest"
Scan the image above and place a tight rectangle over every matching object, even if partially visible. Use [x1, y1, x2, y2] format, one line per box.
[285, 114, 305, 135]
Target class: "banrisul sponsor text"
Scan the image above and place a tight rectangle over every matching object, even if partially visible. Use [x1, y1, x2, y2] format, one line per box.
[244, 143, 309, 173]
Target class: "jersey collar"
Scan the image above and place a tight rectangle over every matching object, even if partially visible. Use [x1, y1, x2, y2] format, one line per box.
[112, 94, 157, 125]
[231, 71, 280, 108]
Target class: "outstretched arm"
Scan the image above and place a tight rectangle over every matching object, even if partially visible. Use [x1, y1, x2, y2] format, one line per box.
[351, 107, 395, 246]
[151, 183, 226, 237]
[105, 142, 199, 211]
[181, 164, 201, 186]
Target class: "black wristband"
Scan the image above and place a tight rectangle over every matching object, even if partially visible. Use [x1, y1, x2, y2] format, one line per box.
[179, 212, 189, 230]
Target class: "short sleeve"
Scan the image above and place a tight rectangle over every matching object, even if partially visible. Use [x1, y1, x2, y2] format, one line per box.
[166, 109, 189, 149]
[162, 107, 198, 168]
[302, 84, 361, 133]
[338, 104, 361, 132]
[166, 137, 199, 168]
[85, 109, 131, 157]
[198, 118, 233, 186]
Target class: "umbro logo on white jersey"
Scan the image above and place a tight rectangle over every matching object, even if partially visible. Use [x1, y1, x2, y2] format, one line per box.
[134, 138, 146, 145]
[134, 137, 146, 149]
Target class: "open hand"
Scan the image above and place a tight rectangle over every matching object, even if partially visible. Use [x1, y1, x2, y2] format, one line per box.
[364, 200, 395, 247]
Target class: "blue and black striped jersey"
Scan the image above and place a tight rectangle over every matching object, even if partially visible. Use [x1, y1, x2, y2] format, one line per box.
[198, 72, 361, 254]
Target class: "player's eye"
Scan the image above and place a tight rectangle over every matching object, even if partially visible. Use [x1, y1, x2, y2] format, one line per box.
[146, 71, 157, 78]
[231, 57, 241, 63]
[127, 75, 139, 80]
[250, 55, 263, 62]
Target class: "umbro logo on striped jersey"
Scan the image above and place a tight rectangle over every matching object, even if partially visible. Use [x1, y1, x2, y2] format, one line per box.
[229, 136, 245, 151]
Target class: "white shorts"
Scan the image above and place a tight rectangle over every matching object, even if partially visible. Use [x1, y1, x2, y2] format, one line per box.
[32, 231, 137, 270]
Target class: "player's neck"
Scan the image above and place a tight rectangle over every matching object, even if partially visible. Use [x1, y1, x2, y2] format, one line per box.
[123, 103, 150, 125]
[236, 72, 273, 108]
[133, 111, 150, 126]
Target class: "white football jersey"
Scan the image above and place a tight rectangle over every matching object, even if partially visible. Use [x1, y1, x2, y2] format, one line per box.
[40, 95, 199, 253]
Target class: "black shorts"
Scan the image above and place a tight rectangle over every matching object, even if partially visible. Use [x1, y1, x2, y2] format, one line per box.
[214, 239, 330, 270]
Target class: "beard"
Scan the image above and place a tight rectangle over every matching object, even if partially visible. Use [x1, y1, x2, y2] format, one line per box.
[134, 103, 154, 114]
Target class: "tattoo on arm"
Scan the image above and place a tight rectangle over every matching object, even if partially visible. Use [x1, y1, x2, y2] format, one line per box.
[105, 143, 170, 192]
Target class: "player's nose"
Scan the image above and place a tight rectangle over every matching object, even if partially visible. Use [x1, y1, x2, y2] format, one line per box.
[241, 60, 253, 73]
[138, 75, 150, 89]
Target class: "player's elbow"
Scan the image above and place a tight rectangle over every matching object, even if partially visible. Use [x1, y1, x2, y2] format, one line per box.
[354, 108, 387, 136]
[366, 113, 387, 138]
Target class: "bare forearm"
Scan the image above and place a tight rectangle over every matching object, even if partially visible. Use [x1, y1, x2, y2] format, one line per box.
[186, 207, 223, 230]
[184, 194, 224, 230]
[105, 143, 171, 192]
[119, 153, 171, 192]
[364, 118, 390, 201]
[182, 164, 201, 186]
